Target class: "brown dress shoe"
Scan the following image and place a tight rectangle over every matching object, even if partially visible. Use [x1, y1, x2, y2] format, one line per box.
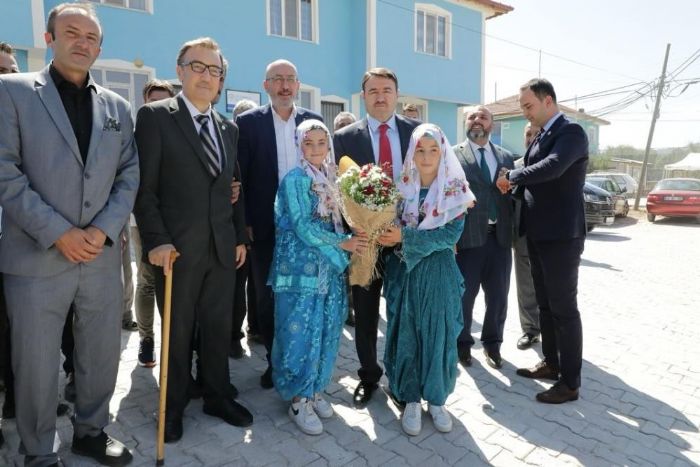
[516, 360, 559, 381]
[536, 381, 579, 404]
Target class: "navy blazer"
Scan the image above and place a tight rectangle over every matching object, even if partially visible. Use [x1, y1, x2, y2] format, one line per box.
[236, 104, 323, 244]
[332, 114, 419, 166]
[508, 115, 588, 241]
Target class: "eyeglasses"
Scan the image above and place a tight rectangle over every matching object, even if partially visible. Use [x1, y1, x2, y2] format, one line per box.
[179, 60, 224, 78]
[266, 75, 298, 85]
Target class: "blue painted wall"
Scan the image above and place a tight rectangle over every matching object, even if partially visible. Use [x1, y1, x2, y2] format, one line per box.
[4, 0, 35, 47]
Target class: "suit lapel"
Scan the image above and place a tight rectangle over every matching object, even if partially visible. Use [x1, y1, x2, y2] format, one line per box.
[262, 105, 279, 185]
[462, 144, 487, 187]
[211, 110, 230, 174]
[171, 96, 214, 177]
[490, 142, 505, 183]
[395, 115, 412, 160]
[34, 68, 83, 166]
[357, 119, 375, 165]
[85, 88, 105, 166]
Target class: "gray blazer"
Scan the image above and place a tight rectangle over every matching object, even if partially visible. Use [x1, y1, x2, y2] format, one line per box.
[454, 141, 514, 250]
[0, 65, 139, 277]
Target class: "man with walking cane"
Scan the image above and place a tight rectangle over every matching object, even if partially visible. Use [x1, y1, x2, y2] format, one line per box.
[134, 37, 251, 444]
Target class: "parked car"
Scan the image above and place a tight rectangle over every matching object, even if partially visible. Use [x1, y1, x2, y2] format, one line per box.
[583, 182, 615, 232]
[586, 176, 629, 217]
[646, 178, 700, 223]
[591, 171, 639, 198]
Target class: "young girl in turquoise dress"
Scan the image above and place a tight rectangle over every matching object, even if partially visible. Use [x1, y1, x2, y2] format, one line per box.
[269, 119, 367, 435]
[378, 123, 475, 436]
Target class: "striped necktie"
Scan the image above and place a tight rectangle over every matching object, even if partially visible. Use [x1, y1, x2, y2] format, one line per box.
[195, 114, 221, 176]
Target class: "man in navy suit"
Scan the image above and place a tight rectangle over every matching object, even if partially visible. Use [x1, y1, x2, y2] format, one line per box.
[236, 59, 322, 389]
[498, 78, 588, 404]
[333, 68, 420, 407]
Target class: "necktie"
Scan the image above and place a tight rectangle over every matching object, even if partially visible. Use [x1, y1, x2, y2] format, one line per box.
[195, 114, 221, 176]
[378, 123, 393, 178]
[479, 147, 498, 222]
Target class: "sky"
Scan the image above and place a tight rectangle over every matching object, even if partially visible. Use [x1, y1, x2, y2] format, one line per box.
[483, 0, 700, 150]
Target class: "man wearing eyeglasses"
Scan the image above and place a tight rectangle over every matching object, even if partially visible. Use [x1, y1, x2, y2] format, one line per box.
[236, 59, 322, 390]
[134, 37, 252, 443]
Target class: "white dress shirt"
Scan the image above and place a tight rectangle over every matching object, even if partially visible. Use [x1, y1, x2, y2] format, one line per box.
[367, 113, 402, 182]
[272, 105, 299, 182]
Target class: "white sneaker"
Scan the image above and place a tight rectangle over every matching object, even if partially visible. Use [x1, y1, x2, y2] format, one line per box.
[428, 404, 453, 433]
[289, 398, 323, 435]
[402, 402, 422, 436]
[312, 393, 334, 418]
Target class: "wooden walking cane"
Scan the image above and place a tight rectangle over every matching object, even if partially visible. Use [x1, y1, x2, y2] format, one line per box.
[156, 251, 177, 465]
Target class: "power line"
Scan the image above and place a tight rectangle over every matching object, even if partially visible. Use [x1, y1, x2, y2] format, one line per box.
[376, 0, 646, 83]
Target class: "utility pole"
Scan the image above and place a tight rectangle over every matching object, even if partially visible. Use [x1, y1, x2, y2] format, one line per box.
[634, 43, 671, 211]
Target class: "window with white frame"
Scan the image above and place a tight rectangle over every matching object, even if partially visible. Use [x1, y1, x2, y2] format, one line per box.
[295, 84, 320, 112]
[91, 64, 152, 114]
[87, 0, 150, 12]
[268, 0, 316, 42]
[415, 4, 451, 58]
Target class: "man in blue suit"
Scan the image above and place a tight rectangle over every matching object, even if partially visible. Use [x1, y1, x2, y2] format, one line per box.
[236, 59, 322, 389]
[498, 78, 588, 404]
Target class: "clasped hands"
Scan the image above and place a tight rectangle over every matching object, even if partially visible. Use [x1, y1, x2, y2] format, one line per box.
[148, 243, 247, 276]
[496, 168, 514, 194]
[54, 226, 107, 264]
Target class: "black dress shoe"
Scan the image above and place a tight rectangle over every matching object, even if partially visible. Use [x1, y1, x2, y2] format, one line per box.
[163, 416, 183, 444]
[516, 360, 559, 381]
[458, 348, 472, 367]
[536, 381, 579, 404]
[57, 402, 70, 417]
[203, 399, 253, 427]
[345, 309, 356, 327]
[260, 366, 273, 389]
[385, 387, 406, 410]
[229, 339, 244, 359]
[484, 349, 503, 369]
[71, 431, 133, 466]
[516, 333, 540, 350]
[229, 383, 239, 399]
[352, 381, 378, 408]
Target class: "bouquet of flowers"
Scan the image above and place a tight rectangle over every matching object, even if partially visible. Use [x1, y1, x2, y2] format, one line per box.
[337, 157, 400, 286]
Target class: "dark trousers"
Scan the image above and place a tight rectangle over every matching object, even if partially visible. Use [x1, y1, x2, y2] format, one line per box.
[456, 232, 512, 352]
[352, 276, 383, 385]
[249, 240, 275, 362]
[232, 254, 257, 341]
[154, 241, 235, 417]
[527, 236, 584, 390]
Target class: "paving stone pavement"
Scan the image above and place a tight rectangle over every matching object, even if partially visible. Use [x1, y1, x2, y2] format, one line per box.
[2, 212, 699, 466]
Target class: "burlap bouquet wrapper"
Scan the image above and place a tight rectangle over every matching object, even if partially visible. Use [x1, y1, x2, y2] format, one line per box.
[339, 196, 397, 287]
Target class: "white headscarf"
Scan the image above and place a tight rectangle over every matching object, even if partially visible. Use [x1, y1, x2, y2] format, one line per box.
[398, 123, 476, 230]
[295, 119, 345, 234]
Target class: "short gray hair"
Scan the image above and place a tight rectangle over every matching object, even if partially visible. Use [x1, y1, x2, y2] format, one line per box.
[333, 111, 357, 131]
[233, 99, 258, 118]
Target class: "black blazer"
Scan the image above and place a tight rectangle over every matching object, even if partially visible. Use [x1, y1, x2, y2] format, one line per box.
[332, 114, 419, 166]
[133, 95, 248, 269]
[509, 114, 588, 241]
[453, 141, 514, 250]
[236, 104, 322, 244]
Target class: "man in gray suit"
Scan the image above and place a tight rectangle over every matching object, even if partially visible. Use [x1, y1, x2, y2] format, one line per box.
[453, 105, 514, 370]
[0, 4, 138, 466]
[513, 122, 541, 350]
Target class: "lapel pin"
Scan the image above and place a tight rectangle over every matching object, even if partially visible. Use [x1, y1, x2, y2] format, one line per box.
[221, 124, 226, 130]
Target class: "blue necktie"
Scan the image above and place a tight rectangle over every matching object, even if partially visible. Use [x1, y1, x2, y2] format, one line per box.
[479, 147, 498, 222]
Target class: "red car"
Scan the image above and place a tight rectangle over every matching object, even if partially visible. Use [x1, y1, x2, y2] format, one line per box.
[646, 178, 700, 222]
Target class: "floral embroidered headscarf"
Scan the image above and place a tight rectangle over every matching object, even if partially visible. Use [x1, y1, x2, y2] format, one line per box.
[295, 119, 345, 234]
[398, 123, 476, 230]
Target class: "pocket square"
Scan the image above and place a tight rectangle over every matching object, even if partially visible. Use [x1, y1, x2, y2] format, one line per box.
[103, 117, 121, 132]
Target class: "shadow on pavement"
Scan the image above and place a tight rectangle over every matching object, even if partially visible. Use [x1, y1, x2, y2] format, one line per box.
[475, 358, 697, 465]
